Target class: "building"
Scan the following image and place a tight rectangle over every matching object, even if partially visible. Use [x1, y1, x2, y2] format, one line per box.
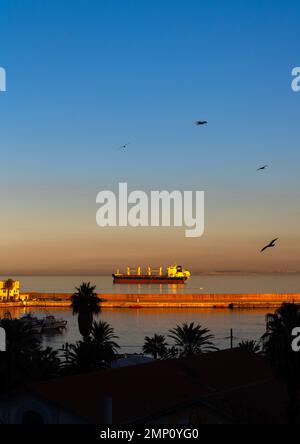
[0, 349, 289, 424]
[0, 280, 20, 302]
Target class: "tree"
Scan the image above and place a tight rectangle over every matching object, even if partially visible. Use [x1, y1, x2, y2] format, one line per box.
[71, 282, 102, 339]
[63, 339, 108, 374]
[2, 279, 15, 301]
[143, 334, 168, 359]
[0, 318, 60, 391]
[0, 318, 41, 392]
[60, 322, 119, 375]
[262, 303, 300, 424]
[29, 347, 61, 381]
[238, 340, 262, 354]
[91, 321, 120, 362]
[168, 322, 217, 357]
[0, 318, 41, 355]
[161, 346, 179, 359]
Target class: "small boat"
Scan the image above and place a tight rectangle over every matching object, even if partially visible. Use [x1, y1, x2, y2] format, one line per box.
[19, 313, 43, 334]
[41, 315, 67, 332]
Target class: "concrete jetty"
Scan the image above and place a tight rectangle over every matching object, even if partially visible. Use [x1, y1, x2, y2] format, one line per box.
[0, 292, 298, 309]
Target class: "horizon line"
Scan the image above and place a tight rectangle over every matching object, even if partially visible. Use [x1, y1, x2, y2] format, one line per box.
[1, 271, 300, 278]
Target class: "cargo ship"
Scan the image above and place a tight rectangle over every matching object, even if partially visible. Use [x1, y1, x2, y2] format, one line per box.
[112, 265, 191, 284]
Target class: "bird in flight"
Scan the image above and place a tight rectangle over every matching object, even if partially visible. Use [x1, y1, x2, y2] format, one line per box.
[195, 121, 208, 126]
[261, 238, 279, 253]
[257, 165, 269, 171]
[118, 143, 130, 151]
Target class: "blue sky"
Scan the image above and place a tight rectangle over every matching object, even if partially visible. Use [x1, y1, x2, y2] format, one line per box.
[0, 0, 299, 274]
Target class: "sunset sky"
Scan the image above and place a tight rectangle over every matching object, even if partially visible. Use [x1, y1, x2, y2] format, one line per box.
[0, 0, 300, 275]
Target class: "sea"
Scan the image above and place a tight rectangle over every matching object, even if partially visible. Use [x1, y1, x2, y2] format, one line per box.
[0, 274, 299, 353]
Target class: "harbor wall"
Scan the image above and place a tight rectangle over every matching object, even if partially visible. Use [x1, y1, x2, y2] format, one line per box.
[2, 292, 299, 308]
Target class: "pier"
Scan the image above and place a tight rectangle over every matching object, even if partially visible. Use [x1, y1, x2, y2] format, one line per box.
[1, 292, 300, 309]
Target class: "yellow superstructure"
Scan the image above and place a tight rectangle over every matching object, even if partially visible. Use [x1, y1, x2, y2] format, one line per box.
[167, 265, 191, 279]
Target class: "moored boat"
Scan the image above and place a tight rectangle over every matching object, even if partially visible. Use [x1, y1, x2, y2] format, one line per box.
[41, 315, 67, 332]
[19, 313, 43, 334]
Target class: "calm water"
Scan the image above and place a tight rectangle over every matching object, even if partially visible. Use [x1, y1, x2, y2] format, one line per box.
[1, 274, 300, 294]
[0, 274, 298, 353]
[0, 306, 268, 353]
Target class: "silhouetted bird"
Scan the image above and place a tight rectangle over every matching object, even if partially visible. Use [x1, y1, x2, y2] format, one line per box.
[195, 121, 208, 126]
[257, 165, 269, 171]
[261, 238, 279, 253]
[118, 143, 130, 151]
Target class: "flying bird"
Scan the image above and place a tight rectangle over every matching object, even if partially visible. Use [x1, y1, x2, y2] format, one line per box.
[257, 165, 269, 171]
[195, 121, 208, 126]
[260, 238, 279, 253]
[118, 143, 130, 151]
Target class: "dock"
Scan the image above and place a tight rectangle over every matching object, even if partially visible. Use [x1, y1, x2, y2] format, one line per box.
[0, 292, 300, 309]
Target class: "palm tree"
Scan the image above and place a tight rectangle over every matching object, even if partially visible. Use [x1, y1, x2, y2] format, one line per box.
[162, 346, 179, 359]
[64, 339, 108, 374]
[168, 322, 217, 357]
[0, 318, 41, 391]
[238, 340, 262, 354]
[0, 318, 61, 391]
[0, 318, 41, 355]
[262, 303, 300, 424]
[29, 347, 61, 381]
[143, 334, 168, 359]
[2, 279, 15, 301]
[91, 321, 120, 361]
[71, 282, 102, 339]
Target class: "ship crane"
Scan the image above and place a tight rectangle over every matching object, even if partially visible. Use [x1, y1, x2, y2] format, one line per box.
[126, 267, 142, 276]
[147, 267, 163, 277]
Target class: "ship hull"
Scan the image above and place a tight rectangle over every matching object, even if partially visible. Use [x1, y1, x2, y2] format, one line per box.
[112, 275, 187, 284]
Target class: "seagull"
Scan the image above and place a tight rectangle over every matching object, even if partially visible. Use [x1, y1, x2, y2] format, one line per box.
[261, 238, 279, 253]
[118, 143, 130, 151]
[195, 121, 208, 126]
[257, 165, 269, 171]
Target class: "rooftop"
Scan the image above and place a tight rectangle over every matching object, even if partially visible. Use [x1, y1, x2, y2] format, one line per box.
[29, 349, 288, 424]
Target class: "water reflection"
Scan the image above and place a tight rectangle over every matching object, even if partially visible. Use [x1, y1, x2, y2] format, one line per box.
[0, 306, 269, 353]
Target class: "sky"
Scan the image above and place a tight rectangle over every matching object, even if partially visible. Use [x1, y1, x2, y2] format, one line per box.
[0, 0, 300, 275]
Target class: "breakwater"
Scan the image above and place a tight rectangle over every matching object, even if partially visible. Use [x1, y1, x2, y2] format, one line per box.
[1, 292, 299, 309]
